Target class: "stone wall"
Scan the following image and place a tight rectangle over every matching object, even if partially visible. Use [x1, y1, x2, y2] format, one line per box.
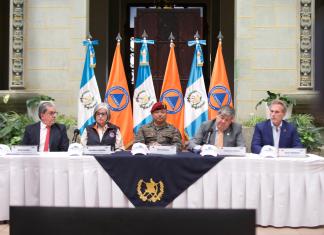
[23, 0, 88, 116]
[234, 0, 313, 122]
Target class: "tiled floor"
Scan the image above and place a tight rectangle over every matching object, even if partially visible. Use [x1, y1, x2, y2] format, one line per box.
[1, 224, 323, 235]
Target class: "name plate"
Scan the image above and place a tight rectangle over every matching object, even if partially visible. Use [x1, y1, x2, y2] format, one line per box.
[278, 148, 307, 158]
[11, 145, 38, 155]
[218, 147, 246, 156]
[83, 146, 113, 155]
[149, 145, 177, 155]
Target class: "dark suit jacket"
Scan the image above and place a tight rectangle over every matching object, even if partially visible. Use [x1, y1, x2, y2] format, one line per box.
[188, 119, 245, 150]
[251, 120, 303, 154]
[22, 122, 69, 151]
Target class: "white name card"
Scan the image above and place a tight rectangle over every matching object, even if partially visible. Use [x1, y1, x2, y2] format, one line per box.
[200, 144, 218, 157]
[218, 147, 246, 156]
[68, 143, 84, 156]
[278, 148, 307, 158]
[11, 145, 38, 155]
[83, 145, 113, 155]
[131, 143, 148, 155]
[149, 145, 177, 155]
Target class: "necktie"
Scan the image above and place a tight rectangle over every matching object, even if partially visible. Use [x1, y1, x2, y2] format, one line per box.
[43, 126, 51, 152]
[216, 130, 224, 148]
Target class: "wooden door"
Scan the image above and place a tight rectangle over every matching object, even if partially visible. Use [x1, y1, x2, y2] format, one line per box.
[134, 9, 203, 99]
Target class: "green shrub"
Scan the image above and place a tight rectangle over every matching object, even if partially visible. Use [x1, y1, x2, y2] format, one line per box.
[255, 91, 296, 110]
[243, 115, 266, 127]
[288, 114, 324, 152]
[0, 112, 33, 145]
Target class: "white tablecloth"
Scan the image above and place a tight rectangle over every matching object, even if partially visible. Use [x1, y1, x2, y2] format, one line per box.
[0, 152, 324, 227]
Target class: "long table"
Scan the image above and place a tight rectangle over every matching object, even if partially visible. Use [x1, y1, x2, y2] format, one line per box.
[0, 152, 324, 227]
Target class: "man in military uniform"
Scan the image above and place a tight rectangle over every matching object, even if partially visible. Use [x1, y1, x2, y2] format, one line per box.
[135, 102, 182, 151]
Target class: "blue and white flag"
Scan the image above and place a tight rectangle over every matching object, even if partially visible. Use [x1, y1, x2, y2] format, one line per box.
[133, 37, 157, 134]
[184, 37, 208, 139]
[78, 39, 102, 136]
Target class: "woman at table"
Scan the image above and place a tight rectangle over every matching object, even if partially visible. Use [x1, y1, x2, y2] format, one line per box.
[80, 103, 124, 150]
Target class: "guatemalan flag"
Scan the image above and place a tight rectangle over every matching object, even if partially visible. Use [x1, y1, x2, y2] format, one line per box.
[78, 39, 102, 137]
[133, 33, 157, 134]
[184, 33, 208, 139]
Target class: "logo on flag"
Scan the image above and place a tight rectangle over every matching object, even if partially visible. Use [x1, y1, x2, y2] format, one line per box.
[160, 89, 183, 114]
[186, 90, 206, 109]
[208, 36, 233, 120]
[105, 34, 134, 148]
[133, 34, 157, 134]
[184, 33, 208, 139]
[78, 39, 101, 136]
[135, 90, 154, 109]
[208, 85, 232, 111]
[105, 86, 130, 111]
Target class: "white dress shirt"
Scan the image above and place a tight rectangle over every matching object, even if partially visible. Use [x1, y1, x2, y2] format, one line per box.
[39, 122, 49, 152]
[271, 121, 282, 149]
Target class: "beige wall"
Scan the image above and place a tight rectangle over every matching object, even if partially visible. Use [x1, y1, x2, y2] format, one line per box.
[24, 0, 88, 116]
[235, 0, 301, 122]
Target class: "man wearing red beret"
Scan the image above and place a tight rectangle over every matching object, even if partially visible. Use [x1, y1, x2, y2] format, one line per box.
[134, 102, 182, 151]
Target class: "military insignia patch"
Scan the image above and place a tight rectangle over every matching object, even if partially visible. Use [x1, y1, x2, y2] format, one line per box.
[137, 178, 164, 203]
[208, 85, 232, 111]
[160, 89, 183, 114]
[105, 86, 130, 112]
[80, 90, 98, 109]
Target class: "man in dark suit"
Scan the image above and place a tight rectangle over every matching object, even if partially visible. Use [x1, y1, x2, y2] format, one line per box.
[251, 100, 303, 154]
[188, 106, 245, 151]
[22, 101, 69, 152]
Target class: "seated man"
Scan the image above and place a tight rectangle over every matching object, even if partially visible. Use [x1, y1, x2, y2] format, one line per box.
[188, 106, 245, 151]
[22, 101, 69, 151]
[135, 102, 182, 151]
[251, 100, 303, 154]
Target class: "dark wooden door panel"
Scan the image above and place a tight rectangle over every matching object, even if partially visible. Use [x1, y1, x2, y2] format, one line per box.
[134, 9, 203, 99]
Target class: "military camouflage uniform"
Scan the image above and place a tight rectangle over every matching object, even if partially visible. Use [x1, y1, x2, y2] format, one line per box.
[135, 121, 182, 151]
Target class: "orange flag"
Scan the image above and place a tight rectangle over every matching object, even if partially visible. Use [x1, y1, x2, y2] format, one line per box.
[160, 42, 185, 140]
[105, 39, 134, 148]
[208, 39, 233, 120]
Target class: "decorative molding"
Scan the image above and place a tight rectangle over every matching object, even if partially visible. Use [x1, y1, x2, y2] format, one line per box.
[299, 0, 313, 89]
[9, 0, 25, 88]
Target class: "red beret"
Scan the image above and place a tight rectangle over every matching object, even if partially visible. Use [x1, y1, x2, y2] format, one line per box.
[151, 102, 167, 113]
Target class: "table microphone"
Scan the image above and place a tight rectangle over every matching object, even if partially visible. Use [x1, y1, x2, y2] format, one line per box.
[72, 129, 80, 143]
[206, 128, 213, 144]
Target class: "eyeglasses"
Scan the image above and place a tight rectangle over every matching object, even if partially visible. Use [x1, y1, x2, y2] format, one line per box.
[46, 111, 58, 116]
[96, 112, 107, 117]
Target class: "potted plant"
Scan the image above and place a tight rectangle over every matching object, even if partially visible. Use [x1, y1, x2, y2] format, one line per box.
[288, 114, 324, 153]
[255, 91, 296, 119]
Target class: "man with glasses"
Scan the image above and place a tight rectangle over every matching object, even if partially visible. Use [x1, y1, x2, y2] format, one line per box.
[188, 105, 245, 152]
[22, 101, 69, 151]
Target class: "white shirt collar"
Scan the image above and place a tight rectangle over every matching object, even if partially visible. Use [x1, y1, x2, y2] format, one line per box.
[40, 121, 47, 129]
[270, 121, 282, 129]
